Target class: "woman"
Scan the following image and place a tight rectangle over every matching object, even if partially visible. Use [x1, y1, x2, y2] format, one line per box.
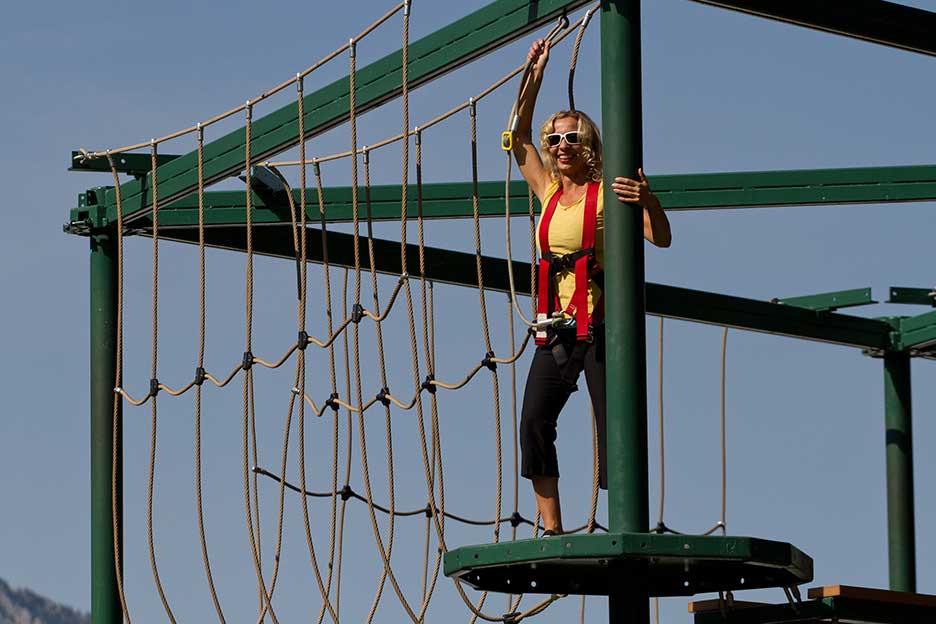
[514, 39, 671, 536]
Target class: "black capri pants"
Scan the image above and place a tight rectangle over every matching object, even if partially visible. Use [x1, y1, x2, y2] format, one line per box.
[520, 325, 607, 489]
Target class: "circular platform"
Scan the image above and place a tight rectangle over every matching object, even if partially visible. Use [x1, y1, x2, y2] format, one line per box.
[444, 532, 812, 597]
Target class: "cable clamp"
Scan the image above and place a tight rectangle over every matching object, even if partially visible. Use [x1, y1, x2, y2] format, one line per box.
[194, 367, 206, 386]
[114, 386, 122, 394]
[150, 378, 160, 397]
[421, 374, 436, 394]
[481, 351, 497, 371]
[296, 73, 303, 94]
[413, 127, 421, 145]
[509, 511, 523, 528]
[297, 330, 310, 350]
[500, 131, 513, 152]
[468, 97, 476, 117]
[291, 386, 301, 395]
[423, 503, 433, 518]
[325, 392, 340, 412]
[376, 386, 391, 406]
[351, 303, 365, 324]
[398, 272, 409, 283]
[362, 146, 369, 165]
[339, 484, 353, 501]
[242, 351, 254, 371]
[503, 612, 520, 624]
[404, 0, 410, 16]
[349, 38, 356, 58]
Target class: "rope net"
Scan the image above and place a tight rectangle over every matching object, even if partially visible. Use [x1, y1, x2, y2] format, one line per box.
[80, 3, 728, 622]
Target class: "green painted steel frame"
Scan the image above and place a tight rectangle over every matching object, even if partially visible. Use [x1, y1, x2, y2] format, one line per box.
[775, 287, 874, 313]
[444, 532, 813, 598]
[689, 0, 936, 58]
[71, 163, 936, 229]
[153, 224, 895, 350]
[95, 0, 591, 226]
[692, 596, 936, 624]
[889, 287, 936, 307]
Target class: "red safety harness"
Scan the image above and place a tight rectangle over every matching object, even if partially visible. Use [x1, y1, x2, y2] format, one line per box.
[536, 181, 604, 345]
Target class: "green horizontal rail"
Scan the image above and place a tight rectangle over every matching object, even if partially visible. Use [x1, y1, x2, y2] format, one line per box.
[897, 310, 936, 352]
[689, 0, 936, 58]
[74, 163, 936, 229]
[155, 224, 895, 351]
[774, 287, 874, 313]
[95, 0, 590, 225]
[888, 287, 936, 307]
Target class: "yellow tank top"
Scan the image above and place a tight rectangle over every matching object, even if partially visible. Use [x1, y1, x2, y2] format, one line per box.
[537, 180, 604, 316]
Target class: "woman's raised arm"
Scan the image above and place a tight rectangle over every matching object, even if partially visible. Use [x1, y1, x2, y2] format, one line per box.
[512, 40, 553, 202]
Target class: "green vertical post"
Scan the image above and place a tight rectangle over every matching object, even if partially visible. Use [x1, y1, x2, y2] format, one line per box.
[883, 352, 916, 592]
[90, 228, 122, 623]
[601, 0, 649, 621]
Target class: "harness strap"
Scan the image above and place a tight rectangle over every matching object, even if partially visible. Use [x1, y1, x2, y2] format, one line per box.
[537, 181, 603, 344]
[536, 189, 563, 345]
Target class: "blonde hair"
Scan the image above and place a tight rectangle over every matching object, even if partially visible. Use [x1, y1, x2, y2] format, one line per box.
[539, 110, 603, 182]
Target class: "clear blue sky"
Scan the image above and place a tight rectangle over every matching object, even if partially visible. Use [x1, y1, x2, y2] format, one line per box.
[2, 1, 935, 622]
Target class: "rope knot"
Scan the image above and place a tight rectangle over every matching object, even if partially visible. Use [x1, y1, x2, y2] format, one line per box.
[509, 512, 523, 528]
[376, 387, 391, 407]
[194, 367, 206, 386]
[297, 330, 309, 350]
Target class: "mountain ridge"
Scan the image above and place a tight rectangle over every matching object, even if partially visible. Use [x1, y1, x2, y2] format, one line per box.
[0, 577, 89, 624]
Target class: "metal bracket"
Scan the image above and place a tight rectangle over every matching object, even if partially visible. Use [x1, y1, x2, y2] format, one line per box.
[771, 287, 874, 313]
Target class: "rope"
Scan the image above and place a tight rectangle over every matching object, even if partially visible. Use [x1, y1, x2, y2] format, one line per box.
[144, 140, 177, 624]
[567, 4, 599, 111]
[75, 2, 406, 161]
[653, 321, 730, 537]
[103, 8, 617, 623]
[194, 125, 226, 623]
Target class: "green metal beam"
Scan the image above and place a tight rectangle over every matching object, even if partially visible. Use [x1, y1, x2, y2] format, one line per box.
[72, 163, 936, 230]
[90, 229, 122, 623]
[774, 287, 874, 313]
[888, 287, 936, 307]
[689, 0, 936, 58]
[883, 353, 916, 592]
[70, 151, 180, 177]
[93, 0, 591, 225]
[896, 310, 936, 352]
[152, 225, 894, 349]
[601, 1, 649, 621]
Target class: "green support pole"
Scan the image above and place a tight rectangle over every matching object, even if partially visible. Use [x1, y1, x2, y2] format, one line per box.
[601, 0, 649, 621]
[90, 228, 122, 623]
[883, 352, 916, 592]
